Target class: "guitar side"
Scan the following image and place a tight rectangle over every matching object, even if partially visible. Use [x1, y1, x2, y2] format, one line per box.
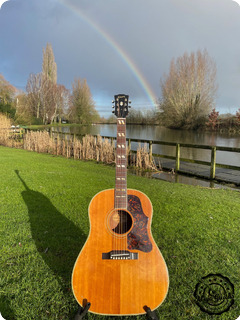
[72, 188, 169, 316]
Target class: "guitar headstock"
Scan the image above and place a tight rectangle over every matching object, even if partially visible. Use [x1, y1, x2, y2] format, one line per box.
[112, 94, 131, 118]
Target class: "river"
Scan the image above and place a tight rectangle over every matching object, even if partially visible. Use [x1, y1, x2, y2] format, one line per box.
[54, 124, 240, 167]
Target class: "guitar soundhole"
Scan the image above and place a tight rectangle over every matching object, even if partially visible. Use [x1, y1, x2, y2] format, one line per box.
[108, 210, 133, 235]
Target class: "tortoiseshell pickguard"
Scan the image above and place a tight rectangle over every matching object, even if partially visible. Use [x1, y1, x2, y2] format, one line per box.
[127, 195, 152, 252]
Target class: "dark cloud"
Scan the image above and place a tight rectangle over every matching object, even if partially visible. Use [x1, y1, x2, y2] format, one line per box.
[1, 0, 240, 115]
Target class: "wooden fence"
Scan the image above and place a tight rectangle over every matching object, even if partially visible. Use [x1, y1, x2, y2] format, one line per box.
[43, 129, 240, 180]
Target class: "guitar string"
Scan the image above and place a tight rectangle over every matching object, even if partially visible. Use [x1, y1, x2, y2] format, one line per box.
[123, 119, 127, 249]
[123, 119, 125, 252]
[119, 119, 121, 253]
[122, 118, 125, 252]
[114, 117, 128, 255]
[119, 118, 121, 253]
[118, 118, 121, 253]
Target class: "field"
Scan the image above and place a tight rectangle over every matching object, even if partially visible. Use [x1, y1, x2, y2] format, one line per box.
[0, 146, 239, 320]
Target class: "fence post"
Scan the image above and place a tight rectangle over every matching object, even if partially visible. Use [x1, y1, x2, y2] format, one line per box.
[175, 143, 180, 172]
[210, 146, 216, 179]
[128, 138, 131, 151]
[56, 133, 60, 155]
[128, 138, 131, 165]
[149, 141, 153, 162]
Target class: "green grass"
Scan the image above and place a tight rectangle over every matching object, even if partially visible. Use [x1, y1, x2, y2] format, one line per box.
[0, 146, 239, 320]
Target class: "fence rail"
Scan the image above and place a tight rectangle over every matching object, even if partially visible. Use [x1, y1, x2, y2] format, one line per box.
[43, 129, 240, 180]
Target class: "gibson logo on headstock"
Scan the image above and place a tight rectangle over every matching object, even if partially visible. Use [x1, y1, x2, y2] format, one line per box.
[112, 94, 131, 119]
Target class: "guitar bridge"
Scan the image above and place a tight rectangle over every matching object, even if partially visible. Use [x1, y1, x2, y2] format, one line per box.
[102, 250, 138, 260]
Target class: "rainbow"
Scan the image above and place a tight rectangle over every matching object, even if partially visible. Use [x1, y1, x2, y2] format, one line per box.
[58, 0, 157, 107]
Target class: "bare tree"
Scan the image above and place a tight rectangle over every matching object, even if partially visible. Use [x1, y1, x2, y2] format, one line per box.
[25, 44, 69, 124]
[159, 49, 217, 129]
[69, 78, 99, 124]
[26, 73, 42, 119]
[50, 84, 69, 124]
[26, 73, 61, 124]
[15, 93, 32, 124]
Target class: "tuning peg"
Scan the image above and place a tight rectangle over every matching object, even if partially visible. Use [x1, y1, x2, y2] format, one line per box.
[129, 101, 131, 104]
[112, 106, 114, 108]
[129, 105, 131, 108]
[112, 111, 115, 114]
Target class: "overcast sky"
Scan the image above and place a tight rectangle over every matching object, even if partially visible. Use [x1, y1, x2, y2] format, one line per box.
[1, 0, 240, 116]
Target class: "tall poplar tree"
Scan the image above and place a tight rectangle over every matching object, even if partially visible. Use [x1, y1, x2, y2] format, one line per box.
[42, 43, 57, 84]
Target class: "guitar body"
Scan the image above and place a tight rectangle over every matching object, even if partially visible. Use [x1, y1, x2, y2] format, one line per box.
[72, 188, 169, 315]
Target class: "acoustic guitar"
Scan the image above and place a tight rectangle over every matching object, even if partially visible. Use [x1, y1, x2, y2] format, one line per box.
[72, 94, 169, 315]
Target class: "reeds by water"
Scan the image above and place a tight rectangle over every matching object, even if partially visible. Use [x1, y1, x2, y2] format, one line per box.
[23, 131, 157, 170]
[0, 114, 11, 146]
[23, 131, 116, 164]
[23, 130, 55, 153]
[0, 113, 22, 148]
[131, 143, 157, 171]
[72, 134, 115, 163]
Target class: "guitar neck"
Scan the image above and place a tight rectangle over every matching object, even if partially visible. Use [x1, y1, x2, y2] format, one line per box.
[114, 118, 127, 209]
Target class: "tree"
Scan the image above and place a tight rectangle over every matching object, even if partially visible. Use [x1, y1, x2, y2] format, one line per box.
[25, 44, 69, 124]
[25, 73, 69, 125]
[159, 49, 217, 129]
[26, 73, 42, 119]
[42, 43, 57, 84]
[236, 108, 240, 124]
[0, 74, 17, 118]
[41, 43, 58, 123]
[15, 93, 33, 124]
[69, 78, 99, 124]
[207, 108, 219, 130]
[50, 84, 70, 124]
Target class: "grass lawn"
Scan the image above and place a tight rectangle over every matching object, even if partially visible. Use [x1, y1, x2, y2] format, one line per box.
[0, 146, 239, 320]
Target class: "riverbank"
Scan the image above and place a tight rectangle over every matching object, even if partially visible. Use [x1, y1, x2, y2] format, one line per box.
[0, 146, 239, 319]
[6, 125, 240, 187]
[23, 116, 240, 134]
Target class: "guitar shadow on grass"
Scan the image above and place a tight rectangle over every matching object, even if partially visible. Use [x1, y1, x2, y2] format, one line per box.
[14, 170, 87, 310]
[14, 171, 147, 320]
[0, 294, 15, 320]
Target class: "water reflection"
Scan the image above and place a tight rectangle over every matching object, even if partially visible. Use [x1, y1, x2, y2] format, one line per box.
[52, 124, 240, 166]
[128, 169, 240, 191]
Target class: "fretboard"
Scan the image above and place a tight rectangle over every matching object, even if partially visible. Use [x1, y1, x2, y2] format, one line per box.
[114, 118, 127, 209]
